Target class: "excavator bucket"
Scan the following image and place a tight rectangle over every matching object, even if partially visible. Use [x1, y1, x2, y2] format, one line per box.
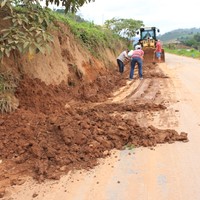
[143, 47, 165, 64]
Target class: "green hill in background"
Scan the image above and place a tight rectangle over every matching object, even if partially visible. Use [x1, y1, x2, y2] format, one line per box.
[159, 27, 200, 43]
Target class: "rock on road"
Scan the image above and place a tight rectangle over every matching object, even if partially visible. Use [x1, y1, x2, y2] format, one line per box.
[4, 53, 200, 200]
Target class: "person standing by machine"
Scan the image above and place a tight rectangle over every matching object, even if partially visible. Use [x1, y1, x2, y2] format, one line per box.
[154, 39, 162, 62]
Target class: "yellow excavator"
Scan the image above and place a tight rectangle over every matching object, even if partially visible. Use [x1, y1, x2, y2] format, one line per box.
[136, 27, 165, 63]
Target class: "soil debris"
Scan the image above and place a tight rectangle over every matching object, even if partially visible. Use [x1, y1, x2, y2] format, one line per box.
[0, 62, 188, 194]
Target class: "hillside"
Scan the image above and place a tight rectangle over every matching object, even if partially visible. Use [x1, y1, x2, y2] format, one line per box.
[159, 27, 200, 43]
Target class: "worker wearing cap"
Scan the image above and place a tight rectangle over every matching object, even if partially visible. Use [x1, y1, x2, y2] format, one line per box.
[129, 45, 144, 80]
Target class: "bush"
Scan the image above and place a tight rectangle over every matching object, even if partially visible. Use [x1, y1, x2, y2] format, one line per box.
[0, 70, 19, 113]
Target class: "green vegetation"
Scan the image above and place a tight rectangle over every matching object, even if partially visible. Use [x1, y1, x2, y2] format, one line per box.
[0, 1, 131, 61]
[51, 13, 120, 57]
[0, 69, 19, 113]
[44, 0, 95, 13]
[1, 0, 95, 13]
[160, 28, 200, 59]
[0, 2, 54, 60]
[181, 33, 200, 51]
[160, 28, 200, 43]
[52, 12, 140, 56]
[124, 143, 135, 150]
[164, 46, 200, 59]
[0, 72, 17, 93]
[104, 17, 144, 39]
[56, 13, 123, 57]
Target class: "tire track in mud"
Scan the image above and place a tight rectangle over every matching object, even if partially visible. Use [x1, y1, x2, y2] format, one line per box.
[123, 79, 145, 99]
[110, 78, 160, 103]
[133, 66, 180, 130]
[109, 79, 144, 103]
[87, 78, 145, 105]
[106, 64, 180, 131]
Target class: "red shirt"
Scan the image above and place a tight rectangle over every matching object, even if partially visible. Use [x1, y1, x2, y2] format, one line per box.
[131, 49, 144, 58]
[156, 41, 162, 53]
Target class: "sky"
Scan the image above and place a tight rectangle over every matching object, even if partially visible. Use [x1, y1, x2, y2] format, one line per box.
[77, 0, 200, 35]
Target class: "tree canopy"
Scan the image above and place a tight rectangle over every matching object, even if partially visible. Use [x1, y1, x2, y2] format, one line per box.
[1, 0, 95, 12]
[0, 0, 95, 13]
[182, 33, 200, 50]
[104, 18, 144, 39]
[44, 0, 95, 12]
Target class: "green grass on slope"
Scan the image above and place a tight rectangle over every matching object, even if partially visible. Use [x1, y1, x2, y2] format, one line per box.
[51, 12, 127, 58]
[165, 48, 200, 59]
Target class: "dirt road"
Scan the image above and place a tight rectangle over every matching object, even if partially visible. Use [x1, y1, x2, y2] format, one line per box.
[3, 53, 200, 199]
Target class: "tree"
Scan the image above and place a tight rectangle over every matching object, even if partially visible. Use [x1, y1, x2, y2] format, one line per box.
[194, 33, 200, 42]
[104, 18, 144, 39]
[0, 0, 54, 60]
[0, 0, 96, 60]
[1, 0, 95, 12]
[43, 0, 95, 13]
[181, 33, 200, 50]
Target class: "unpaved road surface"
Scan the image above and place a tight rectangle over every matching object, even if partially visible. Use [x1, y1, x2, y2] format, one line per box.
[2, 53, 200, 199]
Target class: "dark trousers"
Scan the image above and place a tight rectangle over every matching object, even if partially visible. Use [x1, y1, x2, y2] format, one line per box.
[117, 59, 124, 73]
[130, 57, 143, 79]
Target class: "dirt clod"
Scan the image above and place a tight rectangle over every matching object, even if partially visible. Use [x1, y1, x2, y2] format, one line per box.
[32, 193, 38, 198]
[0, 188, 5, 198]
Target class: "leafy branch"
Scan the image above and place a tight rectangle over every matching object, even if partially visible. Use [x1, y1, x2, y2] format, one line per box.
[0, 0, 54, 60]
[44, 0, 95, 13]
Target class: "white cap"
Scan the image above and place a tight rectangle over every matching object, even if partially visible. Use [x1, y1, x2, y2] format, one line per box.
[135, 45, 142, 50]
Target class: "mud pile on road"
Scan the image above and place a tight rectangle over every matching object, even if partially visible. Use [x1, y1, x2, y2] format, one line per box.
[0, 63, 188, 192]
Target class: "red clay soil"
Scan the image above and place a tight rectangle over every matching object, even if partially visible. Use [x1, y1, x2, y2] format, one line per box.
[0, 63, 188, 197]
